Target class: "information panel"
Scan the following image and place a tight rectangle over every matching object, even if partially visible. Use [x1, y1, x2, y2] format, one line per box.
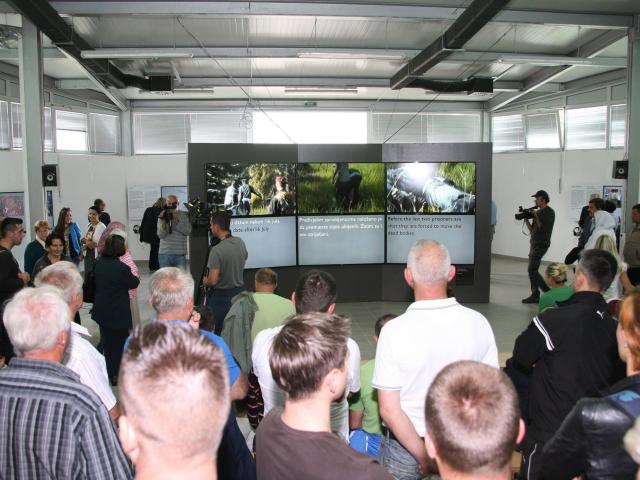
[387, 215, 475, 264]
[231, 216, 297, 269]
[298, 215, 385, 265]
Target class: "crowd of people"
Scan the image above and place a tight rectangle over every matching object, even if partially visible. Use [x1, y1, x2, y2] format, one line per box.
[2, 195, 640, 480]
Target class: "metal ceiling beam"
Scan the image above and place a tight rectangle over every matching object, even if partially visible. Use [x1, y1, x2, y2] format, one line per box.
[0, 46, 64, 59]
[58, 76, 562, 93]
[14, 2, 630, 29]
[68, 47, 629, 68]
[391, 0, 510, 90]
[487, 29, 629, 112]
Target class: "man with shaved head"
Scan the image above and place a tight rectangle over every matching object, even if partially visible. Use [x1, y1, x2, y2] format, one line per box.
[118, 321, 230, 480]
[373, 239, 498, 479]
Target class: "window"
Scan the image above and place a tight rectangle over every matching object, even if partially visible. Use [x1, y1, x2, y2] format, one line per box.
[426, 113, 481, 143]
[90, 113, 120, 153]
[492, 115, 525, 152]
[43, 107, 53, 152]
[190, 112, 248, 143]
[252, 111, 367, 144]
[369, 113, 424, 143]
[55, 110, 87, 152]
[525, 113, 560, 150]
[565, 106, 607, 150]
[10, 102, 21, 150]
[610, 104, 626, 148]
[0, 101, 10, 150]
[134, 113, 188, 154]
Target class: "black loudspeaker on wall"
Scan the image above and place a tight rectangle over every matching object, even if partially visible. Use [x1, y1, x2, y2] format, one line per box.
[42, 165, 58, 187]
[613, 160, 628, 179]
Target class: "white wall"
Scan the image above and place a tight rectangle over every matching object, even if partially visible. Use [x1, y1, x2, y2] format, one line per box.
[0, 151, 188, 262]
[492, 149, 625, 262]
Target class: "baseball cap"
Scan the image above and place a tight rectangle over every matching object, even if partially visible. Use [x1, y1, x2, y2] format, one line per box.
[532, 190, 550, 202]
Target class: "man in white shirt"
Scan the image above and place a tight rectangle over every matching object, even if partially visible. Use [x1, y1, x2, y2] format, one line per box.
[252, 269, 361, 441]
[34, 261, 119, 420]
[373, 239, 498, 479]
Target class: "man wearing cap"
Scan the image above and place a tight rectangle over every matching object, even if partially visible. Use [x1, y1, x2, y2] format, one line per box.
[522, 190, 555, 304]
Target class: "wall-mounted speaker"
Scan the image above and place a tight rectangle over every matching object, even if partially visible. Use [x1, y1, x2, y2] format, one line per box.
[42, 165, 58, 187]
[613, 161, 628, 179]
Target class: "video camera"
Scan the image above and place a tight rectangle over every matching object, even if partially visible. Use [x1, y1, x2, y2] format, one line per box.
[161, 202, 177, 233]
[514, 206, 535, 221]
[184, 198, 215, 228]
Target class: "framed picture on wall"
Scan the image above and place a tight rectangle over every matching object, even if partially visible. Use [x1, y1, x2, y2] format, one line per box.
[0, 192, 25, 221]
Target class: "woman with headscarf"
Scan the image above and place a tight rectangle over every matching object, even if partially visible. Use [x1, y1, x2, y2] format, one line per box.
[585, 209, 617, 250]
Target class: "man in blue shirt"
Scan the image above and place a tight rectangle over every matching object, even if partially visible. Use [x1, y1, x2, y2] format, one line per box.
[129, 267, 254, 480]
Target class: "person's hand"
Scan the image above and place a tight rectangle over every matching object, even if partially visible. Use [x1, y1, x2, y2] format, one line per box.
[417, 452, 430, 477]
[188, 310, 201, 329]
[18, 272, 30, 284]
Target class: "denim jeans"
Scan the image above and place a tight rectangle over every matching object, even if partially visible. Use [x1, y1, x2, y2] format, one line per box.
[349, 429, 382, 459]
[379, 434, 422, 480]
[158, 254, 187, 270]
[207, 286, 245, 335]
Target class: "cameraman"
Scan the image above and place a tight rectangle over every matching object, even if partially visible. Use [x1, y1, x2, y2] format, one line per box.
[522, 190, 555, 304]
[157, 195, 192, 270]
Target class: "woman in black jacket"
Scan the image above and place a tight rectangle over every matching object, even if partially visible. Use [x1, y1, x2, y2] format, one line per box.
[539, 291, 640, 479]
[92, 233, 140, 385]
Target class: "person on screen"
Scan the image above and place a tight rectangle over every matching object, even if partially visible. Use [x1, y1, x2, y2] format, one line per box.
[224, 180, 240, 214]
[332, 163, 362, 211]
[239, 178, 262, 216]
[268, 176, 293, 215]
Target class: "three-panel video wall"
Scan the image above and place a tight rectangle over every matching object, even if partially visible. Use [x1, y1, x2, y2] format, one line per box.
[207, 161, 475, 268]
[188, 143, 492, 303]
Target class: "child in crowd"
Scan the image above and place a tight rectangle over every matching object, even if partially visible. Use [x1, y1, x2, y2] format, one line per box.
[349, 314, 396, 458]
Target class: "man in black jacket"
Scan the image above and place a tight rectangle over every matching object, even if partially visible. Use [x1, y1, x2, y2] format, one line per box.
[0, 218, 29, 364]
[140, 198, 165, 272]
[512, 249, 625, 480]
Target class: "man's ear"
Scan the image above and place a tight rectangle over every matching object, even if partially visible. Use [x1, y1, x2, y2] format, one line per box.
[424, 433, 438, 460]
[516, 418, 526, 445]
[57, 330, 69, 350]
[290, 291, 296, 307]
[118, 415, 140, 463]
[447, 265, 456, 283]
[327, 303, 336, 314]
[404, 268, 414, 288]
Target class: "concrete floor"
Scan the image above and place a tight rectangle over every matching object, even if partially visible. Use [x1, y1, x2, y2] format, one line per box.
[79, 255, 555, 360]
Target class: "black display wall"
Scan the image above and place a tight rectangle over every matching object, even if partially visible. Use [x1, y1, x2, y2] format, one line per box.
[188, 143, 492, 303]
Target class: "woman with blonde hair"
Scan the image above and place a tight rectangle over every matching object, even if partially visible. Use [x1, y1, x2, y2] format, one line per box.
[537, 262, 574, 312]
[539, 291, 639, 478]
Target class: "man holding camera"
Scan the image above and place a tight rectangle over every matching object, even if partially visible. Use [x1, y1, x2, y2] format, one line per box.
[522, 190, 555, 304]
[157, 195, 192, 270]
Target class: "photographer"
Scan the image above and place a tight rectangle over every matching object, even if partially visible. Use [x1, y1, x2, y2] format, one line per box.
[522, 190, 555, 304]
[157, 195, 192, 270]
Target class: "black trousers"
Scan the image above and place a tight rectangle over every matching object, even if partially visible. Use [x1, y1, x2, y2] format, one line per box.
[528, 243, 550, 295]
[99, 325, 130, 380]
[149, 240, 160, 271]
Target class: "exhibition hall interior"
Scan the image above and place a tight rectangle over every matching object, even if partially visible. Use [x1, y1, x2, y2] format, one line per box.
[1, 0, 640, 479]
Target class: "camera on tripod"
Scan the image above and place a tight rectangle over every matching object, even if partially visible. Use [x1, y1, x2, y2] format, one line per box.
[514, 206, 535, 221]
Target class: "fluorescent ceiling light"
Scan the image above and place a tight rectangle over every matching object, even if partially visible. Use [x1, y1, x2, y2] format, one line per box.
[81, 49, 193, 59]
[284, 87, 359, 96]
[173, 87, 215, 92]
[298, 52, 404, 61]
[497, 55, 593, 66]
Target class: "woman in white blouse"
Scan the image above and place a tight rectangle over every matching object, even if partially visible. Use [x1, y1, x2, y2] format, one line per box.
[81, 205, 106, 276]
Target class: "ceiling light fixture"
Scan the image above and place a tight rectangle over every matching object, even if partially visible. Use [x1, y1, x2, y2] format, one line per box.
[497, 55, 593, 66]
[81, 49, 194, 59]
[283, 87, 359, 95]
[297, 52, 404, 61]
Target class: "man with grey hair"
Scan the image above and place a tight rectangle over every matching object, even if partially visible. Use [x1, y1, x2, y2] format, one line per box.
[143, 266, 253, 480]
[0, 287, 132, 479]
[34, 261, 120, 420]
[119, 321, 230, 480]
[373, 239, 498, 479]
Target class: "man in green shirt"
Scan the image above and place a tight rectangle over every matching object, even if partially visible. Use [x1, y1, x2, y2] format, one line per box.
[349, 314, 395, 458]
[251, 268, 295, 341]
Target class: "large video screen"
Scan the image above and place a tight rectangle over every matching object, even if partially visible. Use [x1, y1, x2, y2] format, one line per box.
[386, 162, 476, 265]
[297, 162, 385, 265]
[206, 163, 296, 217]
